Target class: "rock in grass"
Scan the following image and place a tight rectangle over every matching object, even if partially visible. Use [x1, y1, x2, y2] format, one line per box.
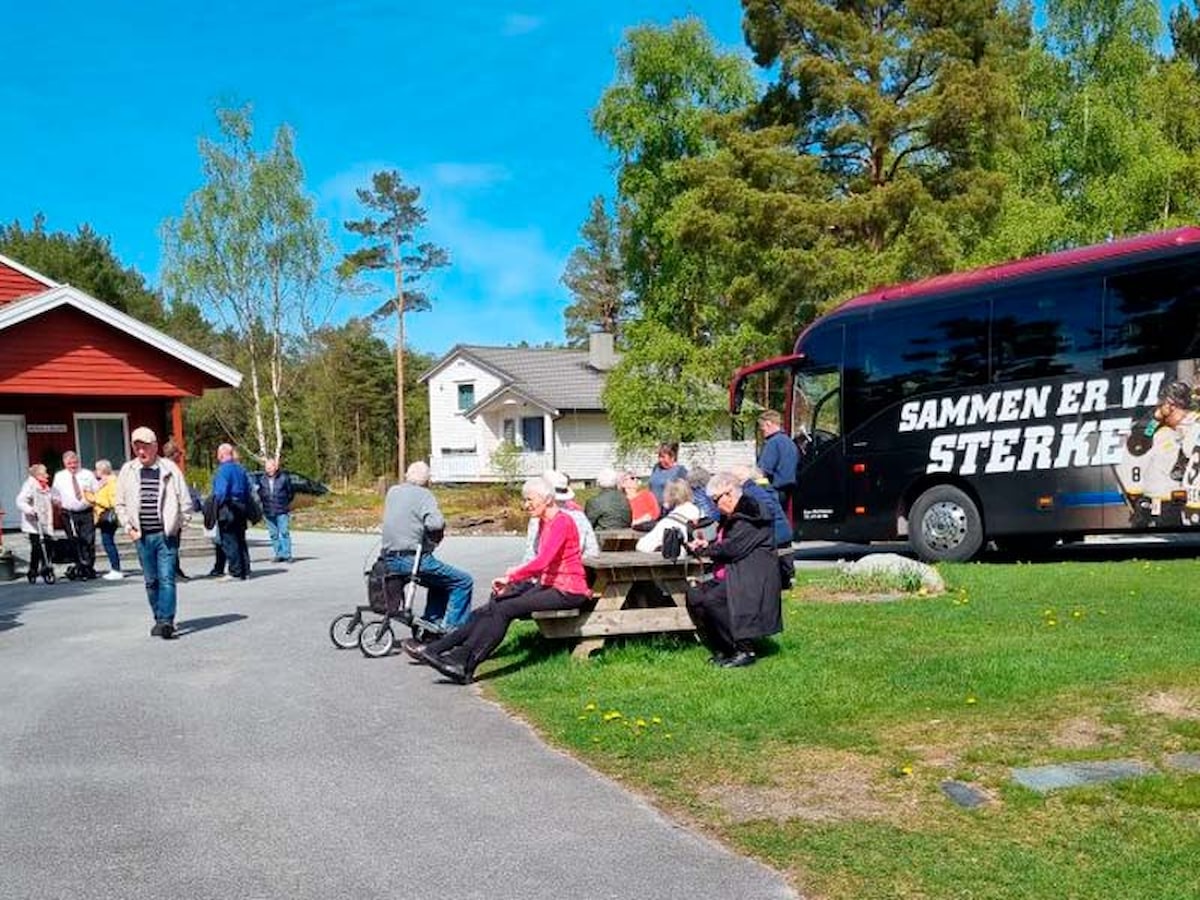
[839, 553, 945, 594]
[1011, 759, 1156, 794]
[1165, 752, 1200, 773]
[940, 780, 990, 809]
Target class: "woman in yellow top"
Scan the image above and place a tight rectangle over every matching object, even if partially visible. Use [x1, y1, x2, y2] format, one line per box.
[90, 459, 123, 580]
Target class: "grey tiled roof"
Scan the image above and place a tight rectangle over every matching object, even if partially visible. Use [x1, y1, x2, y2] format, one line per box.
[454, 345, 617, 412]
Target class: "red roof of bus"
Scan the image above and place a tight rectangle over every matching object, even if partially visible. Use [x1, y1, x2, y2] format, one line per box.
[833, 226, 1200, 316]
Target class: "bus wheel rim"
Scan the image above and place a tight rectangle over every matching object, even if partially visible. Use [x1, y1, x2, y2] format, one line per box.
[923, 501, 968, 551]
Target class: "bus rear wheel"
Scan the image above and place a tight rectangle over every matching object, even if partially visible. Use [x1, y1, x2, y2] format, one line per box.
[910, 485, 983, 563]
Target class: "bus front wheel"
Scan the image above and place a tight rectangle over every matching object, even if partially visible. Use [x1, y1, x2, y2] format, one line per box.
[910, 485, 984, 563]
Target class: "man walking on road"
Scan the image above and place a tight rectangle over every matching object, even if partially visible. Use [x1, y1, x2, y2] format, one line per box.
[115, 427, 190, 639]
[257, 457, 295, 563]
[211, 443, 252, 580]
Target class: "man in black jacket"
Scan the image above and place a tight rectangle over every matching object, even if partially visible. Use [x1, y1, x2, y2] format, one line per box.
[257, 457, 295, 563]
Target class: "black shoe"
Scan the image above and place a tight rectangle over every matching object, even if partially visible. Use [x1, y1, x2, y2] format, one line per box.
[400, 639, 426, 663]
[419, 646, 471, 684]
[719, 650, 756, 668]
[160, 622, 177, 640]
[150, 621, 165, 637]
[208, 570, 223, 578]
[707, 653, 729, 666]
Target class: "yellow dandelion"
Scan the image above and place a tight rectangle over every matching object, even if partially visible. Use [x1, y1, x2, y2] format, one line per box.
[603, 710, 623, 722]
[584, 702, 597, 712]
[1047, 619, 1057, 626]
[592, 736, 601, 743]
[966, 695, 978, 705]
[1072, 610, 1083, 619]
[635, 718, 647, 728]
[651, 716, 662, 725]
[901, 765, 913, 776]
[577, 715, 587, 721]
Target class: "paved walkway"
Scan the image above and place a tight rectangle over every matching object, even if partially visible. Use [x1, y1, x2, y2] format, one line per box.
[0, 531, 796, 900]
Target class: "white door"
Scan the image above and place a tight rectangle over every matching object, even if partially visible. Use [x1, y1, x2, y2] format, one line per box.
[0, 416, 29, 530]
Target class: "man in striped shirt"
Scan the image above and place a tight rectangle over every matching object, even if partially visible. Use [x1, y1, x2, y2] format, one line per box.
[115, 427, 191, 640]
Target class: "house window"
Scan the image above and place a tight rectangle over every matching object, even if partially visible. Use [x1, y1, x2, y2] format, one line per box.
[457, 383, 475, 411]
[74, 414, 128, 469]
[521, 416, 545, 453]
[502, 418, 516, 444]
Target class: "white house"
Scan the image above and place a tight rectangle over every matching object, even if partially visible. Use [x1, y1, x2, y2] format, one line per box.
[420, 333, 754, 484]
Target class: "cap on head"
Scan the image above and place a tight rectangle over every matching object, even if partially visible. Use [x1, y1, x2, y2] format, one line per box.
[131, 426, 157, 445]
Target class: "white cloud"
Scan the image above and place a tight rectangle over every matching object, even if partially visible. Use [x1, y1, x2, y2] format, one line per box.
[429, 162, 510, 189]
[501, 13, 543, 37]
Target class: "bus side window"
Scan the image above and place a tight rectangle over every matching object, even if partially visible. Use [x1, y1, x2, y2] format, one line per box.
[991, 278, 1103, 383]
[1104, 261, 1200, 369]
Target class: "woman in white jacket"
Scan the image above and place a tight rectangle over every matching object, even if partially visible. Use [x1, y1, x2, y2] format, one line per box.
[15, 464, 57, 583]
[636, 479, 701, 554]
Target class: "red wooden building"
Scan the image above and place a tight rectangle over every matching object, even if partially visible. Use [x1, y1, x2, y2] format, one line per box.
[0, 253, 241, 530]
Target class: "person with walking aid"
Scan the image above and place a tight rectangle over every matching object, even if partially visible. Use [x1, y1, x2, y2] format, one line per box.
[115, 427, 190, 640]
[402, 475, 589, 684]
[381, 461, 474, 633]
[685, 471, 783, 668]
[210, 443, 251, 581]
[91, 459, 123, 580]
[15, 463, 56, 583]
[52, 450, 99, 579]
[257, 457, 294, 563]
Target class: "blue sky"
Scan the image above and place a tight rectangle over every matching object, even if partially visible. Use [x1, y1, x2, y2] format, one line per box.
[0, 1, 744, 356]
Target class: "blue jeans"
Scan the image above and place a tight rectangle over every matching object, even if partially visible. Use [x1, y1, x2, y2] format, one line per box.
[265, 513, 291, 560]
[384, 551, 474, 628]
[135, 532, 179, 623]
[99, 524, 121, 571]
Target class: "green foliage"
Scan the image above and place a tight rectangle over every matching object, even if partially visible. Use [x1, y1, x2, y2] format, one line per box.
[488, 440, 525, 486]
[0, 214, 168, 325]
[162, 104, 329, 461]
[561, 195, 631, 346]
[601, 320, 769, 451]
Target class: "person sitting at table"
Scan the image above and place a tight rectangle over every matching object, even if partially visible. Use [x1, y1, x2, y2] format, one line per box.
[585, 466, 632, 530]
[620, 470, 660, 526]
[687, 466, 720, 540]
[635, 479, 701, 553]
[522, 470, 599, 561]
[404, 476, 590, 684]
[685, 471, 783, 668]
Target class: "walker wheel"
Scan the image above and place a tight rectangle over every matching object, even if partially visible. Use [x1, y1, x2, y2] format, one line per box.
[43, 570, 56, 585]
[328, 613, 363, 650]
[358, 620, 395, 658]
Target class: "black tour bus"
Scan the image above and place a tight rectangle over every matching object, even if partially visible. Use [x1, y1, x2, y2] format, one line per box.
[730, 227, 1200, 561]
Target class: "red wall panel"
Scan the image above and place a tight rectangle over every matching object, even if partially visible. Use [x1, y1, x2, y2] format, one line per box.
[0, 307, 211, 396]
[0, 263, 48, 304]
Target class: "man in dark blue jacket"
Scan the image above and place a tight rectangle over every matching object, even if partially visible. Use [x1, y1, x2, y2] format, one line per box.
[257, 457, 295, 563]
[756, 410, 799, 516]
[211, 443, 252, 580]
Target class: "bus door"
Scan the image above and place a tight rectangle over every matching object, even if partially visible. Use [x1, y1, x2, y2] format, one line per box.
[791, 370, 847, 538]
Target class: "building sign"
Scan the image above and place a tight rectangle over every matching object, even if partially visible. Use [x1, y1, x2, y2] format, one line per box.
[26, 424, 68, 433]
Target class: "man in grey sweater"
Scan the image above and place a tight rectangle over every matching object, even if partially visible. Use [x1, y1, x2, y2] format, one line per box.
[382, 461, 474, 630]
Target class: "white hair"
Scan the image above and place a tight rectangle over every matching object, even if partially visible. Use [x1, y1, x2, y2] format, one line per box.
[706, 471, 742, 502]
[405, 461, 432, 486]
[522, 476, 554, 501]
[596, 466, 619, 489]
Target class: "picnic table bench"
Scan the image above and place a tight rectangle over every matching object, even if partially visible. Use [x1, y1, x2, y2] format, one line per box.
[533, 550, 705, 659]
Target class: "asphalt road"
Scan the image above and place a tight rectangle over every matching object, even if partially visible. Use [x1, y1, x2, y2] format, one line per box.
[0, 531, 797, 900]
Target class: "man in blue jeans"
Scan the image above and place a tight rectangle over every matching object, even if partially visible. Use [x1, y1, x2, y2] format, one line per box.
[114, 426, 191, 640]
[381, 461, 473, 631]
[257, 457, 295, 562]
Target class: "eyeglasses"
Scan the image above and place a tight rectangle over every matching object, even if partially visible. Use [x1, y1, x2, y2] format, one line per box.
[712, 490, 732, 502]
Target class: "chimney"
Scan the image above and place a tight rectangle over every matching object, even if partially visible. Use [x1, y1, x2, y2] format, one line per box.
[588, 331, 616, 371]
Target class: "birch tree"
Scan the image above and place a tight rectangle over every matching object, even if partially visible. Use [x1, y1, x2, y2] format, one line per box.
[162, 105, 328, 462]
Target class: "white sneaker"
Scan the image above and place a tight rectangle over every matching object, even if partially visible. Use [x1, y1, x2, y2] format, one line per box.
[102, 570, 124, 581]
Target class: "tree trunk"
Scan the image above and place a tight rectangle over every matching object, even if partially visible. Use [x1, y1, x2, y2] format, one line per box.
[393, 234, 407, 479]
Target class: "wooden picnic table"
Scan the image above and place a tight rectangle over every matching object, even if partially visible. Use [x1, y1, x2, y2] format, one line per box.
[534, 550, 705, 659]
[595, 528, 641, 552]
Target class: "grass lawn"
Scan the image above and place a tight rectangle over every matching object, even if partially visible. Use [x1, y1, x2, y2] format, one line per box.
[481, 558, 1200, 900]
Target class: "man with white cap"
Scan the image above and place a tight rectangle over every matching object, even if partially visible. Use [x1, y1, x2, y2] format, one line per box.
[522, 470, 599, 561]
[115, 426, 191, 640]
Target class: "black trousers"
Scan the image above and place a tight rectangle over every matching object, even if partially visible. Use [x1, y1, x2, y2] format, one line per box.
[426, 584, 587, 671]
[685, 579, 740, 657]
[27, 533, 46, 574]
[62, 508, 96, 573]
